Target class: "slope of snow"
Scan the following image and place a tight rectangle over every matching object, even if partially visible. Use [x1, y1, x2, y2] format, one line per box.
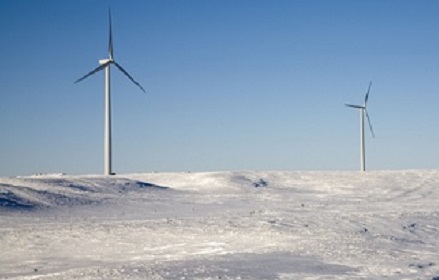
[0, 170, 438, 279]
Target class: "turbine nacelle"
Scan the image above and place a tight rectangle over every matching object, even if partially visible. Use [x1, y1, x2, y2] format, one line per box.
[99, 58, 113, 65]
[345, 104, 365, 110]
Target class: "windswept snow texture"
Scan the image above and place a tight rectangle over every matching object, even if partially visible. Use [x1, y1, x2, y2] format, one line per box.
[1, 171, 439, 279]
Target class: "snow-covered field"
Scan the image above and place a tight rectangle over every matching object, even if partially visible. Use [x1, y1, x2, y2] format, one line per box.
[1, 170, 438, 279]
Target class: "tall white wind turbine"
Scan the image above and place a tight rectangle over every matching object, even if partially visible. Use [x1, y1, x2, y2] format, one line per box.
[345, 82, 375, 172]
[75, 9, 145, 176]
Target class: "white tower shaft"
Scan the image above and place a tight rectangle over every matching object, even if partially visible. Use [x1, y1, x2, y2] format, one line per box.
[360, 109, 365, 172]
[104, 63, 112, 176]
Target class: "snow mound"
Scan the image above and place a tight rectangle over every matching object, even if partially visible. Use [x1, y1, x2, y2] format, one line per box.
[128, 171, 274, 192]
[0, 186, 34, 209]
[0, 176, 169, 210]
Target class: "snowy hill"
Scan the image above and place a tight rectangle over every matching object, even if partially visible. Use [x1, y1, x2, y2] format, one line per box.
[1, 171, 438, 279]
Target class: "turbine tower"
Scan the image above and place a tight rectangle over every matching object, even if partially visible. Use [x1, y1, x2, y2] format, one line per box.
[75, 9, 145, 176]
[345, 82, 375, 172]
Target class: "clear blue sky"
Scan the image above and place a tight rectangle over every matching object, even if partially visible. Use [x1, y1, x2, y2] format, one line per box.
[1, 0, 438, 176]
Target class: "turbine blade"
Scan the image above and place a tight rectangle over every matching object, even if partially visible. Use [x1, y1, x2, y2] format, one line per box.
[75, 63, 108, 83]
[365, 110, 375, 138]
[345, 104, 365, 109]
[365, 81, 372, 106]
[108, 7, 114, 60]
[113, 61, 146, 93]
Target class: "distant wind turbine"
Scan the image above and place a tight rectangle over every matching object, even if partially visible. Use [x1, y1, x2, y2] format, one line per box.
[75, 9, 145, 176]
[345, 82, 375, 172]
